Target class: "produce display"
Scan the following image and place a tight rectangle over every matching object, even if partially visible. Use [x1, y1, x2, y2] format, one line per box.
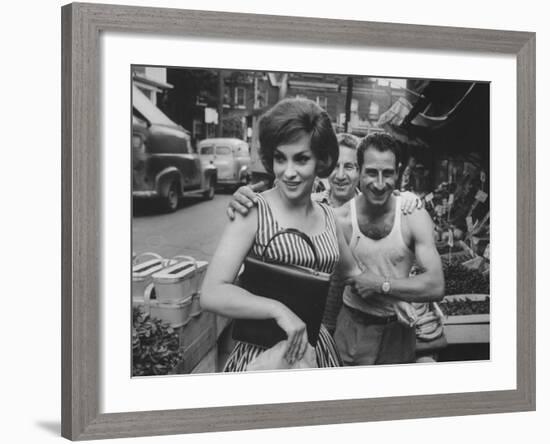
[423, 167, 490, 260]
[443, 262, 490, 295]
[132, 307, 182, 376]
[439, 296, 490, 316]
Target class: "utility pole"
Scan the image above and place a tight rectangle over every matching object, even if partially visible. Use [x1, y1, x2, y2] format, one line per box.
[253, 74, 259, 109]
[217, 70, 224, 137]
[344, 76, 353, 133]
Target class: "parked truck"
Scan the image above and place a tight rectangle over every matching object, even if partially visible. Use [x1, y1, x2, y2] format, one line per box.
[132, 86, 217, 212]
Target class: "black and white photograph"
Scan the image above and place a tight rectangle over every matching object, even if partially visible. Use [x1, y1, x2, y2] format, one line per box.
[131, 66, 490, 376]
[3, 0, 543, 442]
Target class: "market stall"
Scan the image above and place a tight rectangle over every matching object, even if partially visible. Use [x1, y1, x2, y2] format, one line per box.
[131, 253, 231, 376]
[379, 80, 491, 362]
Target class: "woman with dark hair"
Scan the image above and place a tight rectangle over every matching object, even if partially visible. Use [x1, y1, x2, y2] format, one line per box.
[200, 98, 360, 371]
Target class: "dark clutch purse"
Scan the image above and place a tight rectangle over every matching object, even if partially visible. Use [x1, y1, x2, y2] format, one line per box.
[233, 228, 331, 348]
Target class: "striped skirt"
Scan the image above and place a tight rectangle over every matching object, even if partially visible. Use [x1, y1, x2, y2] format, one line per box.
[223, 324, 342, 372]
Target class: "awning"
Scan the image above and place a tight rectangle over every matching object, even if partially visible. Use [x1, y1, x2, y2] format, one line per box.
[376, 97, 413, 127]
[132, 85, 177, 127]
[376, 81, 489, 165]
[133, 73, 174, 91]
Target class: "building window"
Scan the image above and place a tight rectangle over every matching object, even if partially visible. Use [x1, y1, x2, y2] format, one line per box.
[192, 119, 204, 139]
[351, 99, 359, 113]
[234, 87, 246, 107]
[256, 87, 268, 109]
[316, 96, 328, 110]
[369, 101, 380, 120]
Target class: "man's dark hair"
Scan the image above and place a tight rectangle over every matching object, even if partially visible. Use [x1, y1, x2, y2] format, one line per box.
[258, 98, 338, 178]
[357, 132, 401, 169]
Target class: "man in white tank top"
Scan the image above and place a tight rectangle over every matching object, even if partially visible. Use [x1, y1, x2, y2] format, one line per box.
[333, 133, 444, 365]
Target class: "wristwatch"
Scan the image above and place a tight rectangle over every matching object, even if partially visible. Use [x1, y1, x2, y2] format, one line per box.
[381, 277, 391, 295]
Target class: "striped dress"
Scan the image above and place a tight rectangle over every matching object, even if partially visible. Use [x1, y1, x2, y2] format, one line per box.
[224, 193, 343, 372]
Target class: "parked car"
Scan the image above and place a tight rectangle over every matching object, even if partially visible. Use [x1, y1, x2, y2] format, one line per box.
[132, 86, 217, 212]
[198, 138, 251, 190]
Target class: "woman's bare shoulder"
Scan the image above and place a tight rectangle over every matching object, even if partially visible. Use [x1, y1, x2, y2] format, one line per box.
[229, 202, 259, 235]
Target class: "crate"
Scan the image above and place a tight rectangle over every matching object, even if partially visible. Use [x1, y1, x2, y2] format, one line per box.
[442, 294, 490, 344]
[444, 314, 490, 344]
[215, 315, 231, 339]
[191, 344, 218, 374]
[177, 311, 215, 350]
[179, 322, 217, 374]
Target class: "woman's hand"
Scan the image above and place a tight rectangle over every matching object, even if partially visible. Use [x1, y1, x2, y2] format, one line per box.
[273, 305, 308, 364]
[226, 182, 266, 220]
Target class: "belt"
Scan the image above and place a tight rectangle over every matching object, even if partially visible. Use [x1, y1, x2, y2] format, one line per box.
[345, 305, 397, 325]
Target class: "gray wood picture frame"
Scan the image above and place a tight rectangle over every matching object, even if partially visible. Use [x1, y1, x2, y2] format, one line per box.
[61, 2, 536, 440]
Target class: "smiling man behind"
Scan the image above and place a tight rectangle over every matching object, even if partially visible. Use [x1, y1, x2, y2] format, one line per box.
[334, 133, 444, 365]
[311, 133, 361, 208]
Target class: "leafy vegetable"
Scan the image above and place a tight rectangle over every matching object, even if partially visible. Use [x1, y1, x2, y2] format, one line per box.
[440, 296, 490, 316]
[443, 263, 490, 295]
[132, 307, 182, 376]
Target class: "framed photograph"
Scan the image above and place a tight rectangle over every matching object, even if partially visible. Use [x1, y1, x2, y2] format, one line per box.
[62, 2, 535, 440]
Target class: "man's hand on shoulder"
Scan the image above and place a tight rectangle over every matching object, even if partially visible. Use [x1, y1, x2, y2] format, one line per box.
[395, 190, 423, 215]
[226, 181, 266, 221]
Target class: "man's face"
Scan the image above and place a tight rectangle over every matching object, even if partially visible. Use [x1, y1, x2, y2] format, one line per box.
[328, 145, 359, 202]
[359, 146, 398, 207]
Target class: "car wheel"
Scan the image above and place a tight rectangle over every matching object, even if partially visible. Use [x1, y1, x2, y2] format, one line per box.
[203, 177, 215, 200]
[161, 181, 180, 212]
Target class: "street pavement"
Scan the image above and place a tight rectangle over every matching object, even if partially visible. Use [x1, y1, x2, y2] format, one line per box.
[132, 193, 234, 262]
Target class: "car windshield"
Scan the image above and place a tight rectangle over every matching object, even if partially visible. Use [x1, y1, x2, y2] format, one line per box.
[200, 145, 214, 155]
[216, 146, 232, 155]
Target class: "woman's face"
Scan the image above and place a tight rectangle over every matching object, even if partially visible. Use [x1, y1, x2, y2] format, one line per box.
[273, 134, 318, 201]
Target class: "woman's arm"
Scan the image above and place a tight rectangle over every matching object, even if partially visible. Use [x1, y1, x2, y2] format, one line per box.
[200, 207, 308, 363]
[201, 207, 281, 319]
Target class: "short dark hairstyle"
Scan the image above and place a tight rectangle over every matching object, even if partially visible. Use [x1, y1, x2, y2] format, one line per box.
[258, 98, 338, 178]
[336, 133, 360, 151]
[357, 132, 401, 170]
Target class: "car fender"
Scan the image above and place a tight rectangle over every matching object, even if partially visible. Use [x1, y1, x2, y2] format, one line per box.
[155, 167, 184, 196]
[238, 165, 250, 182]
[203, 164, 217, 186]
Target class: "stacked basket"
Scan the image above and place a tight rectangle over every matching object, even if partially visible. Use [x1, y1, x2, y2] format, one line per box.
[132, 254, 208, 327]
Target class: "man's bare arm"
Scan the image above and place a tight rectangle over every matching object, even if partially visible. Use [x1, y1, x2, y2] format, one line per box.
[346, 208, 444, 303]
[385, 208, 444, 302]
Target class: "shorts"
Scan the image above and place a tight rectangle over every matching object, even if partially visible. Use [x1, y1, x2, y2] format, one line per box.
[334, 305, 416, 365]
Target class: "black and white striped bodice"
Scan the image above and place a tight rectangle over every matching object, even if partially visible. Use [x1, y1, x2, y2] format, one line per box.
[251, 194, 340, 274]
